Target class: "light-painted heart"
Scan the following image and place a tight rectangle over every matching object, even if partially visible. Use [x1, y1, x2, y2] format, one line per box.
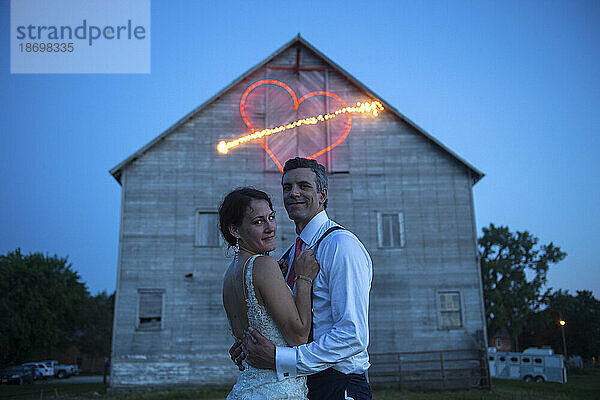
[240, 79, 351, 173]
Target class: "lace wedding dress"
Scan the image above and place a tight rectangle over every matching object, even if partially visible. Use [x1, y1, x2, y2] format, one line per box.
[227, 255, 308, 400]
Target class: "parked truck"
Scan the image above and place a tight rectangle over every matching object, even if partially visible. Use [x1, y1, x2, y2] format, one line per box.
[488, 347, 567, 384]
[41, 360, 79, 379]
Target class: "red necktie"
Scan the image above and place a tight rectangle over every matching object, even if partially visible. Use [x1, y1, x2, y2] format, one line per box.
[286, 237, 303, 288]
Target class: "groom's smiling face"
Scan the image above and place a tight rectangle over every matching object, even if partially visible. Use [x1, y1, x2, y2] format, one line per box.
[282, 168, 327, 231]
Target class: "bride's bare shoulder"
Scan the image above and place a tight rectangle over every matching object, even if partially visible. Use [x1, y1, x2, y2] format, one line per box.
[252, 254, 277, 268]
[252, 255, 281, 278]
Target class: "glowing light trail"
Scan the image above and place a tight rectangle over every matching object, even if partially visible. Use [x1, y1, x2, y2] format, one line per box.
[217, 100, 384, 155]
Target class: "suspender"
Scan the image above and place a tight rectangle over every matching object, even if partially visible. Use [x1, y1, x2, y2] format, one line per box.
[311, 226, 345, 252]
[280, 225, 346, 264]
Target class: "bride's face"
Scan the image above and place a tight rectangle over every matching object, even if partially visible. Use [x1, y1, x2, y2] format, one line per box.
[232, 199, 277, 254]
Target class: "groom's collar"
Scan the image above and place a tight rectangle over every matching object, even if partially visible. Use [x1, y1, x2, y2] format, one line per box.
[297, 210, 328, 246]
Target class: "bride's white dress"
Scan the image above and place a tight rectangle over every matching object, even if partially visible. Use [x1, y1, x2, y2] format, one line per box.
[227, 255, 308, 399]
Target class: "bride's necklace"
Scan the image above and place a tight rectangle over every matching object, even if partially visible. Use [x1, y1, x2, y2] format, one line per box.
[234, 246, 256, 265]
[234, 245, 268, 271]
[237, 244, 268, 258]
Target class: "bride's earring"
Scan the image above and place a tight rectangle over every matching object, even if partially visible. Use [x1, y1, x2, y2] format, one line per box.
[234, 238, 240, 255]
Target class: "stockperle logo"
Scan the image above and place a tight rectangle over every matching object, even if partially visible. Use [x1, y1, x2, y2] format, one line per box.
[11, 0, 150, 74]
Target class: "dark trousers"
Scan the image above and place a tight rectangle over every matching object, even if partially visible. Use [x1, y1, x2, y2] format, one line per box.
[307, 368, 372, 400]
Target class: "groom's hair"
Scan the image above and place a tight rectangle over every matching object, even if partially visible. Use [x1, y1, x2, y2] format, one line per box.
[218, 187, 274, 247]
[282, 157, 328, 209]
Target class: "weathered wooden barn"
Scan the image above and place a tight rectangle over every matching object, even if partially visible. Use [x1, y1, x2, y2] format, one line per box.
[109, 35, 488, 390]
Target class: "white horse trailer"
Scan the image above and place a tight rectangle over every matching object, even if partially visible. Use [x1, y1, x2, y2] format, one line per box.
[488, 347, 567, 384]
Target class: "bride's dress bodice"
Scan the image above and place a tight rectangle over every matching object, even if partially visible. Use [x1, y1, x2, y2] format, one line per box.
[227, 255, 308, 399]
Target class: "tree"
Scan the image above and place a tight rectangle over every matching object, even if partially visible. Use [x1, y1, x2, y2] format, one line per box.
[75, 291, 115, 363]
[478, 224, 566, 351]
[522, 290, 600, 360]
[0, 248, 90, 367]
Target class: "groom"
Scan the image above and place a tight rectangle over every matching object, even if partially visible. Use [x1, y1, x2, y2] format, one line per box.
[231, 157, 373, 400]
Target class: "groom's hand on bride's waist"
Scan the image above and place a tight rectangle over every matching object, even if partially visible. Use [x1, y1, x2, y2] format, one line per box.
[244, 327, 276, 370]
[229, 339, 246, 371]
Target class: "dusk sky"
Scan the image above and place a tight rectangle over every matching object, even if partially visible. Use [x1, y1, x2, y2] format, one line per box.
[1, 1, 598, 298]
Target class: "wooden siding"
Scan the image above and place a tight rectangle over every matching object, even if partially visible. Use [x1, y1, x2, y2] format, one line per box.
[110, 43, 486, 388]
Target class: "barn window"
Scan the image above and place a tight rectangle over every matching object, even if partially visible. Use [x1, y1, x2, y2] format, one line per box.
[377, 212, 405, 248]
[195, 211, 219, 247]
[439, 291, 462, 329]
[137, 289, 164, 331]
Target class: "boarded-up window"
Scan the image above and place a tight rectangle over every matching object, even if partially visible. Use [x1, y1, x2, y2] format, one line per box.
[195, 212, 219, 247]
[439, 291, 462, 328]
[137, 289, 164, 331]
[377, 212, 405, 248]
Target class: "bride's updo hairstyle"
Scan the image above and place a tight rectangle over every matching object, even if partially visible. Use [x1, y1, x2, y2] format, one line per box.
[218, 187, 274, 247]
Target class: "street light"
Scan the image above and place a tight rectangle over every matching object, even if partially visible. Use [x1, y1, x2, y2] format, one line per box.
[558, 314, 567, 361]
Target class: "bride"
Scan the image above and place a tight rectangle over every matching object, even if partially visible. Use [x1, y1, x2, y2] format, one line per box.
[220, 187, 319, 399]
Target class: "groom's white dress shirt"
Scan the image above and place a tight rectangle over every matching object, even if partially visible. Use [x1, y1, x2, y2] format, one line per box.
[276, 210, 372, 380]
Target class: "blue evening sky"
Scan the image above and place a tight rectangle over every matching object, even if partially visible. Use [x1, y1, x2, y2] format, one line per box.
[1, 1, 598, 297]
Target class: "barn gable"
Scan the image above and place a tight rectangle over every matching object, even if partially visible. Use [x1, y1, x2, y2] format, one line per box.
[109, 35, 483, 185]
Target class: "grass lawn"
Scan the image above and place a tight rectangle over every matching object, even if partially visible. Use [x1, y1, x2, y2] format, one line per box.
[0, 381, 109, 400]
[1, 369, 597, 399]
[374, 369, 600, 400]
